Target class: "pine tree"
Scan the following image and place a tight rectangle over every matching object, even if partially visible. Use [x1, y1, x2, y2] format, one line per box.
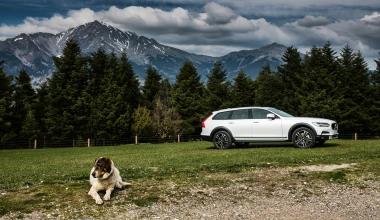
[89, 51, 141, 139]
[33, 81, 49, 138]
[277, 46, 303, 115]
[371, 53, 380, 86]
[0, 60, 13, 141]
[19, 109, 40, 147]
[89, 48, 108, 88]
[15, 70, 36, 104]
[322, 41, 340, 78]
[299, 43, 341, 120]
[254, 64, 282, 108]
[9, 69, 36, 140]
[92, 52, 119, 139]
[368, 53, 380, 132]
[205, 60, 231, 111]
[172, 61, 205, 134]
[46, 39, 90, 140]
[85, 51, 116, 139]
[338, 46, 370, 132]
[86, 48, 109, 125]
[336, 45, 355, 131]
[113, 51, 141, 138]
[230, 69, 255, 107]
[350, 51, 371, 131]
[142, 66, 162, 110]
[118, 51, 141, 110]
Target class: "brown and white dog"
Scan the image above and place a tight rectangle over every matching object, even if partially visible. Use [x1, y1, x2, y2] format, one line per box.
[88, 157, 131, 205]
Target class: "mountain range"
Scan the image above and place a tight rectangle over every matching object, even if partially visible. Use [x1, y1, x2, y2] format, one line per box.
[0, 20, 287, 86]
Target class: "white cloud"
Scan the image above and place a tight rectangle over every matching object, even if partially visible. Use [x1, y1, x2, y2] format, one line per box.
[0, 8, 96, 38]
[296, 16, 331, 27]
[99, 6, 196, 31]
[216, 0, 380, 6]
[0, 2, 379, 69]
[361, 12, 380, 25]
[203, 2, 238, 25]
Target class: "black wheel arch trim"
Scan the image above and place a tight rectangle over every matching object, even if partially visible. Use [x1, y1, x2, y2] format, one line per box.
[211, 126, 235, 142]
[288, 123, 318, 140]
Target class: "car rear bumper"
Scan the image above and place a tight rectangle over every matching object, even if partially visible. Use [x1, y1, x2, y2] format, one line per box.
[201, 135, 212, 142]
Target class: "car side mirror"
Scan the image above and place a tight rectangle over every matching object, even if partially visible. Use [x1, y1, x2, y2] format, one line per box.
[267, 113, 276, 119]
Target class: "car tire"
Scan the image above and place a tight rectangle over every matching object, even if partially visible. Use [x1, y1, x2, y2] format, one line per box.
[292, 127, 316, 148]
[213, 131, 232, 149]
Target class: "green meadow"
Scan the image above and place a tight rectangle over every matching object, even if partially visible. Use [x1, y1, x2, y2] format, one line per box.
[1, 140, 379, 218]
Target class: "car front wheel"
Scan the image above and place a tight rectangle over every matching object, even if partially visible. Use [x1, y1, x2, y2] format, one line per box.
[213, 131, 232, 149]
[292, 127, 315, 148]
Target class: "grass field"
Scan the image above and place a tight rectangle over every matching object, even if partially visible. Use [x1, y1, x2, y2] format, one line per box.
[1, 139, 380, 218]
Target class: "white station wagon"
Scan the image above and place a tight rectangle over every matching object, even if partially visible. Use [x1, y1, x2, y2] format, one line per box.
[201, 107, 338, 149]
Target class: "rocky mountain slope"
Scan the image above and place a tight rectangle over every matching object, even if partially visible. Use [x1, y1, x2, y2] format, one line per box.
[0, 20, 287, 86]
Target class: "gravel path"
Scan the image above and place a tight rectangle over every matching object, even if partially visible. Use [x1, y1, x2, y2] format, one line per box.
[3, 164, 379, 219]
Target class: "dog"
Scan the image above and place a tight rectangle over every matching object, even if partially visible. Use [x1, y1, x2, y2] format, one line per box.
[88, 157, 131, 205]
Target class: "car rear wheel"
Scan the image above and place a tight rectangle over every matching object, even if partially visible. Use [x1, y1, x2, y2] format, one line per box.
[292, 127, 315, 148]
[213, 131, 232, 149]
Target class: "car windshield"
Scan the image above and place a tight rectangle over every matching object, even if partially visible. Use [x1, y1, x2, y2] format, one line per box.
[267, 108, 294, 117]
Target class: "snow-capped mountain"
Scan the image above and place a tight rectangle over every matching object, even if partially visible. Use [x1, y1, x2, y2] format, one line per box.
[0, 20, 288, 86]
[0, 32, 58, 85]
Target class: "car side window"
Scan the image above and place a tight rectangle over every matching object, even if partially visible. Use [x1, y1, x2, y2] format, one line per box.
[212, 111, 232, 120]
[230, 109, 250, 120]
[252, 109, 271, 119]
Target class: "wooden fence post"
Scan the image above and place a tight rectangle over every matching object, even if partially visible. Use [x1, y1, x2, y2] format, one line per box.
[354, 133, 358, 140]
[178, 134, 180, 143]
[135, 136, 138, 144]
[34, 140, 37, 149]
[88, 138, 90, 147]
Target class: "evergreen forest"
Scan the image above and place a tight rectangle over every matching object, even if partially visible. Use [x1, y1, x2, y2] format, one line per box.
[1, 39, 380, 143]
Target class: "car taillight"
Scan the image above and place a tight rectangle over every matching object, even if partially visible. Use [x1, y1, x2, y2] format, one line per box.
[202, 114, 212, 128]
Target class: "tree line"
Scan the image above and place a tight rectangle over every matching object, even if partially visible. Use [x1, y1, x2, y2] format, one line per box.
[0, 39, 380, 143]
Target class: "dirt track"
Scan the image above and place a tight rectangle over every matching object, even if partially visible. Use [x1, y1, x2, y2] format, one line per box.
[3, 164, 380, 219]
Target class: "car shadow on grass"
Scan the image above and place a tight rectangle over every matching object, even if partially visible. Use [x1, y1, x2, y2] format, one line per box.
[206, 142, 339, 150]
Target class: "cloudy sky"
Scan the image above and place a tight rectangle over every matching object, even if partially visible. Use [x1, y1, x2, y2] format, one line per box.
[0, 0, 379, 69]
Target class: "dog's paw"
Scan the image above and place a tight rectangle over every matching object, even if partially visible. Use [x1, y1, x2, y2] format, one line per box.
[103, 195, 111, 201]
[96, 198, 104, 205]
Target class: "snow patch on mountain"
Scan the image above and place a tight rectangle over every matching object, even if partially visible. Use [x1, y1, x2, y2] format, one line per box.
[0, 20, 289, 86]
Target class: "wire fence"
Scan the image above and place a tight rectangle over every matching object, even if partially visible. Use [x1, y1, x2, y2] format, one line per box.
[0, 133, 379, 150]
[0, 134, 201, 150]
[338, 133, 380, 140]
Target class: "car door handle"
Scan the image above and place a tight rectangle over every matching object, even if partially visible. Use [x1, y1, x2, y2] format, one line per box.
[253, 122, 259, 123]
[228, 122, 234, 124]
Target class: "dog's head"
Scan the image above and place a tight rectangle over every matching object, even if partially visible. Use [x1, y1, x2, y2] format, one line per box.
[92, 157, 113, 179]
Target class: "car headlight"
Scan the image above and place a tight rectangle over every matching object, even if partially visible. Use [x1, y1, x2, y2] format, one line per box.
[312, 122, 330, 127]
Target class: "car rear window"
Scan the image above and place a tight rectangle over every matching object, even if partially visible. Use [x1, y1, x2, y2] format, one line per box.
[212, 111, 232, 120]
